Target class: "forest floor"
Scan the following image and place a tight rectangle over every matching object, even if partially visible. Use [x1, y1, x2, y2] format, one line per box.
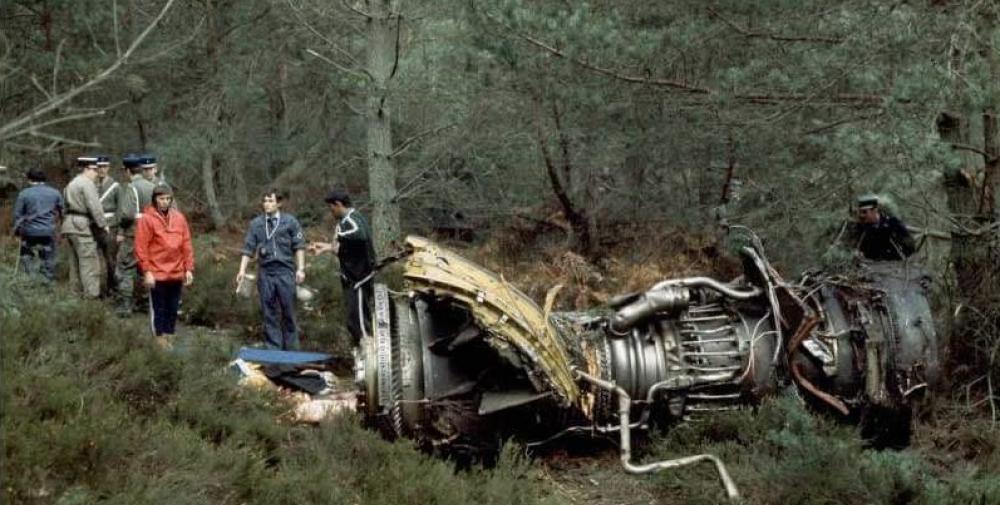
[2, 231, 998, 505]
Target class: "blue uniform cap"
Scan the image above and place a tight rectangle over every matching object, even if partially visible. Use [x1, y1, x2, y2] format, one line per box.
[76, 156, 98, 168]
[122, 154, 142, 168]
[139, 154, 157, 167]
[96, 155, 111, 165]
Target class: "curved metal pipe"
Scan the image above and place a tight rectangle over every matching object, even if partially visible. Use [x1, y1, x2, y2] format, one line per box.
[575, 369, 741, 501]
[651, 277, 762, 300]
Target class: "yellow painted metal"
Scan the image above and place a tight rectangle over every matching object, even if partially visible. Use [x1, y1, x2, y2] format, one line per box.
[402, 236, 580, 405]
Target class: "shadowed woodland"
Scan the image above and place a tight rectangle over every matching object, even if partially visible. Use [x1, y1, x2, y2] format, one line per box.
[2, 1, 1000, 504]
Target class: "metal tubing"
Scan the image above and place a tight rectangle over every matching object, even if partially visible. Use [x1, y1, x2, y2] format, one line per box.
[575, 369, 741, 501]
[652, 277, 762, 300]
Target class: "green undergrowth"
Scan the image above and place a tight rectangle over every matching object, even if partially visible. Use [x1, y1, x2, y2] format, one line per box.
[0, 275, 556, 505]
[643, 394, 1000, 505]
[176, 235, 351, 355]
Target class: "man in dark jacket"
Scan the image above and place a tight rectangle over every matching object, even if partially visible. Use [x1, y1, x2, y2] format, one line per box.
[236, 189, 307, 350]
[843, 194, 916, 261]
[13, 169, 63, 282]
[310, 190, 376, 345]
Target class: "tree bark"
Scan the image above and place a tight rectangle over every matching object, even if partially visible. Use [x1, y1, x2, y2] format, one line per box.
[532, 95, 592, 255]
[202, 146, 226, 229]
[364, 0, 402, 256]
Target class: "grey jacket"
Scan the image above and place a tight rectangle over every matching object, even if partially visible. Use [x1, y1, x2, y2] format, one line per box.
[61, 174, 107, 236]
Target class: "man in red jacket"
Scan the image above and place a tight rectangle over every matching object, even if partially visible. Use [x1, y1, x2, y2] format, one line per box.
[135, 183, 194, 340]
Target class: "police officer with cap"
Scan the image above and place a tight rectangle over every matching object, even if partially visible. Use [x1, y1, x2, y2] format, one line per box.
[114, 154, 157, 315]
[63, 156, 109, 298]
[236, 188, 307, 350]
[139, 154, 161, 184]
[844, 194, 916, 261]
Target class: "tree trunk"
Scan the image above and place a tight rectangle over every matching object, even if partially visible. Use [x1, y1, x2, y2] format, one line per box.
[202, 139, 226, 229]
[364, 0, 402, 256]
[531, 95, 592, 255]
[200, 0, 226, 230]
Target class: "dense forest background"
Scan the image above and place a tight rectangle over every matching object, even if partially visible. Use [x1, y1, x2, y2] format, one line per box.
[3, 1, 1000, 503]
[4, 0, 1000, 371]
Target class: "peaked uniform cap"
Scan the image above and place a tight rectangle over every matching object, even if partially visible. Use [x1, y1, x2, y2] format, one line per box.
[856, 194, 880, 209]
[123, 154, 142, 168]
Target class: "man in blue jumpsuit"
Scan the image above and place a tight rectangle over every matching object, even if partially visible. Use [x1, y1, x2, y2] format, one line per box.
[12, 169, 63, 282]
[236, 189, 307, 349]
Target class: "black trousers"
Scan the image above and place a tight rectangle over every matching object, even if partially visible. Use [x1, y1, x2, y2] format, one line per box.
[19, 235, 57, 282]
[150, 280, 183, 335]
[93, 226, 118, 296]
[341, 277, 372, 346]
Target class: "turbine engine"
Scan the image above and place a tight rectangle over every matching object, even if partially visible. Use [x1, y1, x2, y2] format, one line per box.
[353, 236, 939, 492]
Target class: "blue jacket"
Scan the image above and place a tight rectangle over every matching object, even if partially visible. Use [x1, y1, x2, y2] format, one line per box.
[241, 212, 306, 273]
[13, 183, 63, 237]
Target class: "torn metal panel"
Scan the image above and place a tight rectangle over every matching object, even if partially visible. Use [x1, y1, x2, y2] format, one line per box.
[402, 236, 580, 405]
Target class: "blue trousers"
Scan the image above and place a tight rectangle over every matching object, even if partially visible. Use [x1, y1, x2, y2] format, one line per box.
[19, 235, 57, 282]
[150, 280, 183, 335]
[258, 270, 299, 350]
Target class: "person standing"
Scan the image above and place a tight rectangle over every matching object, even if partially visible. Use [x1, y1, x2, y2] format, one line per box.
[114, 155, 157, 316]
[12, 169, 63, 283]
[236, 189, 307, 350]
[842, 194, 916, 261]
[135, 183, 194, 339]
[139, 154, 160, 183]
[62, 157, 109, 298]
[95, 155, 120, 296]
[309, 190, 376, 345]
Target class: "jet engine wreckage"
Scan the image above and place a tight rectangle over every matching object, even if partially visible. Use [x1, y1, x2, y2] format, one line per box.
[353, 235, 940, 500]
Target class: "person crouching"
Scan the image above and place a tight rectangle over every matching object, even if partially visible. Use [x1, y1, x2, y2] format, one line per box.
[135, 183, 194, 340]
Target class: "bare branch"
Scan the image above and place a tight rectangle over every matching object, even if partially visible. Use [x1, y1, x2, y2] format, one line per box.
[29, 75, 52, 100]
[28, 129, 102, 148]
[286, 0, 361, 66]
[0, 0, 179, 142]
[306, 48, 370, 81]
[25, 108, 116, 132]
[113, 0, 122, 57]
[131, 19, 205, 66]
[511, 28, 886, 107]
[801, 111, 885, 135]
[343, 98, 365, 117]
[390, 123, 456, 158]
[342, 0, 372, 19]
[708, 7, 845, 44]
[389, 13, 402, 79]
[951, 142, 998, 163]
[51, 38, 65, 95]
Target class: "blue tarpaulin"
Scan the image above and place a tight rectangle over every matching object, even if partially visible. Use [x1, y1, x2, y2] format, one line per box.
[237, 347, 334, 365]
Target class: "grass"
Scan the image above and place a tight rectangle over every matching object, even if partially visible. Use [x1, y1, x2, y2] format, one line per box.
[635, 394, 1000, 505]
[0, 257, 556, 505]
[4, 232, 1000, 505]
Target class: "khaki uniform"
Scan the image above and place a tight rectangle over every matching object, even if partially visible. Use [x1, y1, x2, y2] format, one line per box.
[114, 174, 156, 313]
[62, 174, 108, 298]
[96, 176, 121, 295]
